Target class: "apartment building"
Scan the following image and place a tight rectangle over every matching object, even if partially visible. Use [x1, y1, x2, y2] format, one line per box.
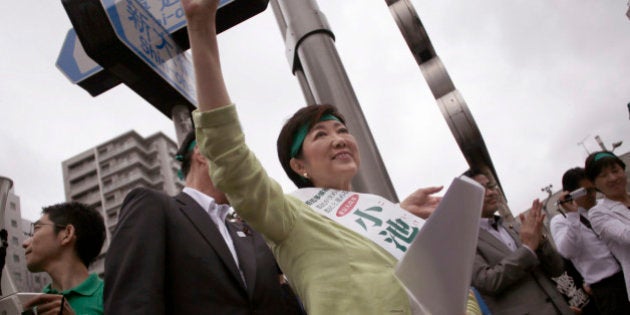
[1, 182, 50, 293]
[61, 130, 184, 276]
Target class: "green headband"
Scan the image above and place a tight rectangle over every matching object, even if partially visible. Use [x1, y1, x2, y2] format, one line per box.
[593, 152, 616, 162]
[176, 140, 197, 180]
[289, 114, 341, 159]
[175, 140, 197, 162]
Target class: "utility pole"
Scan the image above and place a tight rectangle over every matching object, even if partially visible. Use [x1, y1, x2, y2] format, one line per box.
[539, 183, 554, 238]
[595, 135, 608, 151]
[577, 135, 590, 155]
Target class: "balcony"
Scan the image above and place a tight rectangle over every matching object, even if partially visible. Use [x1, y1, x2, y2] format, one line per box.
[103, 171, 157, 194]
[68, 177, 99, 198]
[100, 153, 158, 178]
[66, 160, 97, 181]
[97, 139, 153, 162]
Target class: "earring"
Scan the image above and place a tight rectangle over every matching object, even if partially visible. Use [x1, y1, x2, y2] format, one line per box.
[303, 172, 309, 179]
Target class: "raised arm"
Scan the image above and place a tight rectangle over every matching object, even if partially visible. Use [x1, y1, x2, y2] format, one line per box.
[550, 213, 582, 260]
[182, 0, 231, 111]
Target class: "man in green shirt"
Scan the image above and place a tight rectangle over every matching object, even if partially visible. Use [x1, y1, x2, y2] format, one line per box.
[22, 202, 106, 315]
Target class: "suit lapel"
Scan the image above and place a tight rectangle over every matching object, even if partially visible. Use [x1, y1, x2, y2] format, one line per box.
[175, 193, 246, 289]
[478, 228, 512, 253]
[502, 222, 522, 247]
[227, 220, 257, 298]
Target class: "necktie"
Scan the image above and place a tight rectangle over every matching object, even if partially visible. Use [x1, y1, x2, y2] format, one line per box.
[490, 215, 501, 230]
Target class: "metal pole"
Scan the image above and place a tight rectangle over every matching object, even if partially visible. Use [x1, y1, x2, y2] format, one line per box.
[269, 0, 316, 106]
[594, 135, 608, 151]
[271, 0, 398, 201]
[172, 105, 193, 146]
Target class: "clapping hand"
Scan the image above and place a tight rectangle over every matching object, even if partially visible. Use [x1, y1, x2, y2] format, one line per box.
[519, 199, 546, 251]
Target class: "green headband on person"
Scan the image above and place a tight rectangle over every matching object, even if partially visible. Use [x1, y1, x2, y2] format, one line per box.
[289, 114, 341, 159]
[175, 140, 197, 162]
[176, 140, 197, 180]
[593, 152, 616, 162]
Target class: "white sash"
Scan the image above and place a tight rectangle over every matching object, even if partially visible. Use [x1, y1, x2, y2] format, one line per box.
[290, 188, 424, 260]
[292, 177, 486, 315]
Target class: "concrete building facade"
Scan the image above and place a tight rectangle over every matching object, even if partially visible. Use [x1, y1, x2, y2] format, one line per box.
[61, 130, 184, 276]
[2, 185, 51, 293]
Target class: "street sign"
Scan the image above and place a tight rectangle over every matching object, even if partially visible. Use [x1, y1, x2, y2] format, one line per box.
[62, 0, 195, 116]
[131, 0, 267, 49]
[55, 29, 121, 96]
[103, 0, 197, 104]
[61, 0, 269, 117]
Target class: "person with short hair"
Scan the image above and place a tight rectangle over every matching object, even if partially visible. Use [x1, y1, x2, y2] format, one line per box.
[551, 167, 629, 314]
[465, 169, 572, 315]
[22, 202, 106, 315]
[585, 151, 630, 302]
[104, 131, 303, 314]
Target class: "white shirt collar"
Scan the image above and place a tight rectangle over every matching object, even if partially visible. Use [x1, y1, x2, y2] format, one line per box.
[183, 187, 231, 222]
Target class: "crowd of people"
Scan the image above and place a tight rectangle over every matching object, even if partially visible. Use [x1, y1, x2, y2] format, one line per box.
[13, 0, 629, 314]
[467, 152, 630, 315]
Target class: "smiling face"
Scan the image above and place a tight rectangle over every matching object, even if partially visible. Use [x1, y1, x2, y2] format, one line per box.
[593, 163, 628, 200]
[473, 174, 500, 218]
[290, 120, 360, 190]
[22, 214, 65, 272]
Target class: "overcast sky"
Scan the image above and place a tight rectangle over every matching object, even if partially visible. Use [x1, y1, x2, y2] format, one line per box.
[2, 0, 629, 222]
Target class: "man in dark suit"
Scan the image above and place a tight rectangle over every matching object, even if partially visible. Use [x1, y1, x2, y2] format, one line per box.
[104, 131, 303, 314]
[466, 169, 572, 315]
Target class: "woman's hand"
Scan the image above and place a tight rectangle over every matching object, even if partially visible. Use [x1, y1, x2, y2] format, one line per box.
[400, 186, 443, 219]
[182, 0, 232, 111]
[181, 0, 219, 20]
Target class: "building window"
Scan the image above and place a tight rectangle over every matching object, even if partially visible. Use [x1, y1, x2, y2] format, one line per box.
[105, 195, 115, 203]
[10, 220, 17, 228]
[9, 202, 15, 210]
[11, 237, 18, 246]
[13, 272, 21, 282]
[34, 276, 40, 284]
[12, 255, 19, 263]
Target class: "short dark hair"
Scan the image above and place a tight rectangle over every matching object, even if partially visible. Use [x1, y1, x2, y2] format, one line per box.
[584, 151, 626, 182]
[561, 167, 586, 192]
[42, 202, 105, 268]
[176, 131, 197, 179]
[276, 104, 346, 188]
[462, 168, 485, 178]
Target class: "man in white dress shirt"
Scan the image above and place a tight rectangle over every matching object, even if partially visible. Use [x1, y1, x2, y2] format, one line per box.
[104, 131, 304, 314]
[551, 167, 630, 314]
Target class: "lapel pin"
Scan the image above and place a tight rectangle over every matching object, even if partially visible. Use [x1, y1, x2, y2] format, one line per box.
[237, 231, 247, 238]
